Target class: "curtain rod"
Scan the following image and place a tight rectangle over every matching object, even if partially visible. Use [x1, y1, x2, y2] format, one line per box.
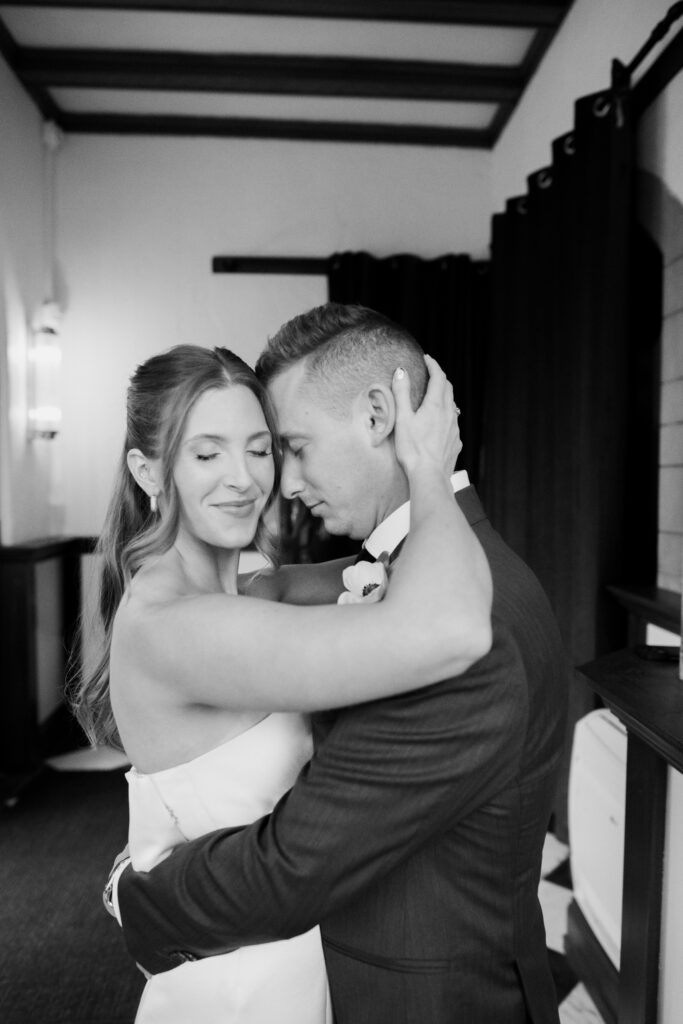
[212, 256, 329, 274]
[612, 0, 683, 113]
[630, 20, 683, 116]
[212, 255, 490, 274]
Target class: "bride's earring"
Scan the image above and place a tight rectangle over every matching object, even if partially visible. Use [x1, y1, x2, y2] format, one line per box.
[150, 493, 158, 514]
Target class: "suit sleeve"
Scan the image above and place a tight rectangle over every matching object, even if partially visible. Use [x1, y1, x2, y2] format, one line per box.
[118, 619, 526, 974]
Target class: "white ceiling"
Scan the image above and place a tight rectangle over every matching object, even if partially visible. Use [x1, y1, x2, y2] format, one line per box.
[0, 2, 575, 147]
[1, 8, 535, 60]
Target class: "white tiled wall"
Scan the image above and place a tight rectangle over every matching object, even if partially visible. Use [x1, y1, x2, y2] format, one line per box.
[637, 65, 683, 600]
[659, 253, 683, 594]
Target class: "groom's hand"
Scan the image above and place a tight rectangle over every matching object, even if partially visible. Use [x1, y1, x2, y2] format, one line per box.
[115, 862, 201, 975]
[113, 831, 246, 976]
[102, 850, 197, 975]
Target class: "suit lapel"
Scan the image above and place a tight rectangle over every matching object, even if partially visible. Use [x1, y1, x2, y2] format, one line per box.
[454, 485, 488, 528]
[388, 487, 488, 563]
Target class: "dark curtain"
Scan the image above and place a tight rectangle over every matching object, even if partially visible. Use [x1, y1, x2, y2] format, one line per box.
[480, 88, 661, 837]
[282, 251, 491, 564]
[329, 252, 490, 486]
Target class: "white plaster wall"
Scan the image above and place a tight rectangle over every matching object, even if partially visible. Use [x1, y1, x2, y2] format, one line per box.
[639, 67, 683, 205]
[492, 0, 675, 209]
[55, 134, 490, 536]
[636, 59, 683, 1024]
[660, 768, 683, 1024]
[0, 53, 60, 543]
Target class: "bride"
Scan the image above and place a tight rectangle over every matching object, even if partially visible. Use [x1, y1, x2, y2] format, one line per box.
[73, 343, 491, 1024]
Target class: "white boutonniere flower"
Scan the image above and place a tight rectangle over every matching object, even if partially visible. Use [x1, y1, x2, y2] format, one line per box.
[337, 553, 390, 605]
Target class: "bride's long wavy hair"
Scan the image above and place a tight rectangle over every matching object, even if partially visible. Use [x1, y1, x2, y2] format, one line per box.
[70, 344, 282, 751]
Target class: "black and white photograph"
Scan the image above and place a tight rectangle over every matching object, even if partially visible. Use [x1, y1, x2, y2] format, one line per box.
[1, 2, 682, 1022]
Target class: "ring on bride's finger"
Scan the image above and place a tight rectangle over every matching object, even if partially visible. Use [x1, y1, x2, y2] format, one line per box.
[455, 406, 461, 415]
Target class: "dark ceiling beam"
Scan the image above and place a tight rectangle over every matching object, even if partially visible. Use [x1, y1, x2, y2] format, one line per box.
[2, 2, 571, 28]
[17, 49, 524, 102]
[0, 16, 63, 121]
[56, 111, 493, 147]
[0, 15, 18, 65]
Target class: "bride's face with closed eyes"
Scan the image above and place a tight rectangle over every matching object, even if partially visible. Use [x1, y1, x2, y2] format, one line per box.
[173, 384, 275, 552]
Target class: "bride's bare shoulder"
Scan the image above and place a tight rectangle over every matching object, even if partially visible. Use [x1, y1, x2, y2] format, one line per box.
[114, 551, 187, 630]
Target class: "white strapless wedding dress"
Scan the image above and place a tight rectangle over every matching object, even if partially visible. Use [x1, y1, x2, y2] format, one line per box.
[125, 713, 333, 1024]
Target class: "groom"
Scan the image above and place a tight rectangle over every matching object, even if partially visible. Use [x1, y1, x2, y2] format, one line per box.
[115, 303, 569, 1024]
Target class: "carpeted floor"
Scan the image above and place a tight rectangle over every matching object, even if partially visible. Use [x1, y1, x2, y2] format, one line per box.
[0, 767, 145, 1024]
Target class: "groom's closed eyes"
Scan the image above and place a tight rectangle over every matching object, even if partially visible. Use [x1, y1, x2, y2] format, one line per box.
[280, 436, 309, 458]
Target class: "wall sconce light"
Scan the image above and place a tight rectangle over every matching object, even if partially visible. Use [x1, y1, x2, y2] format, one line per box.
[28, 299, 62, 440]
[28, 120, 64, 442]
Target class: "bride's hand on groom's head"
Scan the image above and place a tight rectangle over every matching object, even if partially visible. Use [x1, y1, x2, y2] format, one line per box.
[391, 355, 462, 477]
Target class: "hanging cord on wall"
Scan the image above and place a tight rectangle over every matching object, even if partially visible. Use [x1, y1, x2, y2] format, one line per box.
[612, 1, 683, 89]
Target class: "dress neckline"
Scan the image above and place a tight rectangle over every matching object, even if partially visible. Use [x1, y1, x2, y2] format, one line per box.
[129, 712, 276, 779]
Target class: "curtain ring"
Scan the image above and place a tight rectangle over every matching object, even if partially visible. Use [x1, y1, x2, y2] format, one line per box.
[563, 134, 575, 156]
[537, 170, 553, 189]
[593, 95, 611, 118]
[516, 198, 528, 215]
[614, 94, 626, 128]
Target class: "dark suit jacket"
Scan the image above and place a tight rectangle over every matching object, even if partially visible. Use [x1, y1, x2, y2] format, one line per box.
[118, 487, 569, 1024]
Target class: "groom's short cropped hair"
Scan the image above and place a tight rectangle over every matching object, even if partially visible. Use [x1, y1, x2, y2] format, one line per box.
[256, 303, 428, 417]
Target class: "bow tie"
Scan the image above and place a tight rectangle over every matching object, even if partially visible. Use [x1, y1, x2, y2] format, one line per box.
[354, 540, 405, 565]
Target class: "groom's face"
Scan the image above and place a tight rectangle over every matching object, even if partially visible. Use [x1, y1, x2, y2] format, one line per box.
[268, 362, 380, 540]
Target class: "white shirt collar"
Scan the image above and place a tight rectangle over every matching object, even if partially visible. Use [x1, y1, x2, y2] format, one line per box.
[364, 470, 470, 559]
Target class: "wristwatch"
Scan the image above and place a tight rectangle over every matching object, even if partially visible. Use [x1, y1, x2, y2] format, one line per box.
[103, 854, 132, 925]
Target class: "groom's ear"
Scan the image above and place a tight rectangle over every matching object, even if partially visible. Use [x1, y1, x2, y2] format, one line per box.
[361, 384, 396, 447]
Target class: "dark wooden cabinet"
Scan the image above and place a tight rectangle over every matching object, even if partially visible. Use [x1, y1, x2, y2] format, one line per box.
[575, 644, 683, 1024]
[0, 537, 89, 800]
